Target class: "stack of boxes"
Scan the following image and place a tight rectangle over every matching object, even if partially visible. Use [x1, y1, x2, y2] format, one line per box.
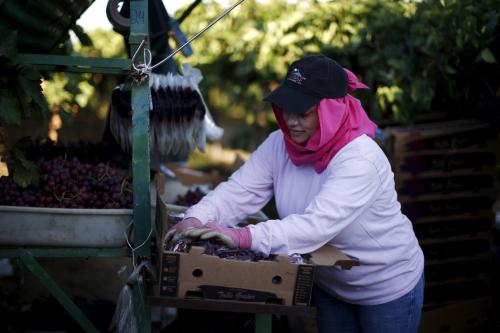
[383, 119, 499, 326]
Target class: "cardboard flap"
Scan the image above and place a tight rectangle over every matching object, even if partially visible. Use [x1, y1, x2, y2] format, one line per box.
[309, 245, 359, 269]
[189, 246, 205, 256]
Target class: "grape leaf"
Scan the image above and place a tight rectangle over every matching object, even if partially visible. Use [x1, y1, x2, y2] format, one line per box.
[0, 89, 22, 125]
[12, 160, 39, 188]
[14, 80, 32, 118]
[59, 106, 74, 126]
[479, 48, 497, 64]
[17, 66, 48, 115]
[9, 144, 40, 188]
[0, 30, 19, 62]
[0, 29, 48, 125]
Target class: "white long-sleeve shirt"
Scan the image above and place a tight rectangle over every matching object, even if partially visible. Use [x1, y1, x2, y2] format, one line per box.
[185, 130, 424, 305]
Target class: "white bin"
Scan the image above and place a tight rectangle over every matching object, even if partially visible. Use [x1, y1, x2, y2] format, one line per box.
[0, 205, 133, 247]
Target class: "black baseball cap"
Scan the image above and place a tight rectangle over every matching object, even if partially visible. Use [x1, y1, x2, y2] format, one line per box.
[264, 55, 348, 113]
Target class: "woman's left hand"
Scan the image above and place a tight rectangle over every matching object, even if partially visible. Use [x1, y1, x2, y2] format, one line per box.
[184, 222, 252, 249]
[164, 217, 204, 244]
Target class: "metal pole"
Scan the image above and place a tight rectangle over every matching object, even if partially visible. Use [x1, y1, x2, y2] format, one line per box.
[130, 0, 151, 332]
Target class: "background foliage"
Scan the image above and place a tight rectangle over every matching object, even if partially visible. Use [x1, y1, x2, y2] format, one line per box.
[0, 30, 48, 126]
[177, 0, 499, 149]
[44, 29, 127, 125]
[0, 27, 126, 185]
[3, 0, 499, 153]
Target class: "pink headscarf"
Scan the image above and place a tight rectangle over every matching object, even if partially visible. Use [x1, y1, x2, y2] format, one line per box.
[273, 68, 377, 173]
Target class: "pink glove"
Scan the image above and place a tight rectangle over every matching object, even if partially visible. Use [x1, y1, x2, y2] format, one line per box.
[165, 217, 203, 244]
[184, 222, 252, 249]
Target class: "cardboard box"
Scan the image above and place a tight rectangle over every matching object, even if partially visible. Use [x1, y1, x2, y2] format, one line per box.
[159, 244, 358, 306]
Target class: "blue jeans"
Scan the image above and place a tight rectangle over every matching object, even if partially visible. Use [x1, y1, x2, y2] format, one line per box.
[314, 274, 424, 333]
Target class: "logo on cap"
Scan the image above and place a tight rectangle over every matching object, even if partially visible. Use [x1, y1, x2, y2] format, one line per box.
[287, 68, 306, 85]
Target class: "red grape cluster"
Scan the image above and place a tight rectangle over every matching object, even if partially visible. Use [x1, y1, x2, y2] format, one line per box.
[0, 156, 133, 209]
[174, 187, 206, 206]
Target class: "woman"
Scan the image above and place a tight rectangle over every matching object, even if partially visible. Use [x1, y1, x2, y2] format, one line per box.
[166, 55, 425, 333]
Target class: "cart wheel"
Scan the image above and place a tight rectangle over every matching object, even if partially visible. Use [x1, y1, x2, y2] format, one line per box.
[106, 0, 130, 33]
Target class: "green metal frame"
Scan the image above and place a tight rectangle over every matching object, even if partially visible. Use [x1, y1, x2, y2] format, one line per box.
[19, 251, 100, 333]
[130, 1, 151, 332]
[0, 248, 129, 258]
[0, 1, 152, 332]
[18, 54, 130, 74]
[0, 247, 129, 333]
[130, 0, 151, 269]
[255, 314, 272, 333]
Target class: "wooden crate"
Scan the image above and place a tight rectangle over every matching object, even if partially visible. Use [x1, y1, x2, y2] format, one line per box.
[400, 193, 495, 220]
[424, 257, 492, 284]
[412, 213, 494, 240]
[396, 171, 496, 197]
[383, 119, 499, 157]
[391, 149, 497, 176]
[424, 277, 491, 306]
[420, 236, 491, 262]
[419, 297, 493, 333]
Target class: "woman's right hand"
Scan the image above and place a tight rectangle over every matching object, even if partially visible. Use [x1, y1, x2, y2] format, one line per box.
[164, 217, 203, 244]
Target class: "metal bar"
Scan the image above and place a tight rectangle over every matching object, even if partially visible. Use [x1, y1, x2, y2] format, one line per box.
[19, 250, 100, 333]
[19, 54, 131, 74]
[130, 0, 152, 332]
[20, 65, 131, 75]
[255, 314, 272, 333]
[147, 297, 317, 316]
[130, 0, 151, 260]
[0, 247, 129, 258]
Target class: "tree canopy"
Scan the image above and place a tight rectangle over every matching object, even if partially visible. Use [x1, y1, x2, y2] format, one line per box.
[175, 0, 498, 149]
[3, 0, 498, 152]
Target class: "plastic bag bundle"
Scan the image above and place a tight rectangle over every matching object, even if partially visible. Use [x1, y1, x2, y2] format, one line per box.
[109, 284, 137, 333]
[110, 261, 156, 333]
[109, 64, 223, 156]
